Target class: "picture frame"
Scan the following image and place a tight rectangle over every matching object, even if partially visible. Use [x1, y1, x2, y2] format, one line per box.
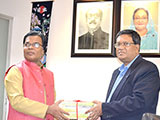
[71, 0, 121, 57]
[120, 0, 160, 57]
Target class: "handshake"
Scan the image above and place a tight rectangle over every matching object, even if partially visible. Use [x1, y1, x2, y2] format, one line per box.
[46, 100, 102, 120]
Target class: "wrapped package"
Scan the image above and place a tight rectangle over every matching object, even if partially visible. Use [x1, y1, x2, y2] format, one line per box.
[59, 100, 94, 120]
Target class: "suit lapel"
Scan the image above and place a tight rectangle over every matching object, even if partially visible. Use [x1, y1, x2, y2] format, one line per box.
[109, 55, 143, 101]
[106, 70, 120, 100]
[110, 70, 131, 101]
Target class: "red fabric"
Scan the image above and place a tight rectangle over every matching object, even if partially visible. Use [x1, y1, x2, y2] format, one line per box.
[6, 60, 55, 120]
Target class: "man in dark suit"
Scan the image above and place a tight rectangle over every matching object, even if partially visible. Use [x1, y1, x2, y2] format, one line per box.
[78, 8, 109, 49]
[85, 29, 160, 120]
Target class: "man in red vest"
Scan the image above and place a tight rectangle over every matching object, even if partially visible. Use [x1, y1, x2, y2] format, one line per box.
[4, 31, 69, 120]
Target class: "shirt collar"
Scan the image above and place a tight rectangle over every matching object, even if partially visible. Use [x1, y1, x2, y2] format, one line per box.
[24, 60, 43, 70]
[119, 54, 139, 72]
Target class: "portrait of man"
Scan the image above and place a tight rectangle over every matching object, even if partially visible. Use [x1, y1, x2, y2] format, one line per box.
[78, 7, 109, 49]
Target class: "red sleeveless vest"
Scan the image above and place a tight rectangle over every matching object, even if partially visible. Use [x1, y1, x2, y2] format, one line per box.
[6, 60, 55, 120]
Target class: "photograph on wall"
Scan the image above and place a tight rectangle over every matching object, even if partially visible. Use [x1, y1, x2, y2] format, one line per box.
[121, 1, 160, 55]
[71, 0, 114, 57]
[30, 1, 53, 66]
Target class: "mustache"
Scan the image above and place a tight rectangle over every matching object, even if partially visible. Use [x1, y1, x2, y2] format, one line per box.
[89, 20, 97, 24]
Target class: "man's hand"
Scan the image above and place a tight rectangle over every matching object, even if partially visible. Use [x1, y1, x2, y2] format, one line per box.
[46, 100, 70, 120]
[85, 100, 102, 120]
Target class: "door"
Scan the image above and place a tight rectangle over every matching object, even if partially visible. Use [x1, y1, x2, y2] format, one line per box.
[0, 14, 12, 120]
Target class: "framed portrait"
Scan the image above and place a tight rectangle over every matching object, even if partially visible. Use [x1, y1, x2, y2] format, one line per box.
[71, 0, 120, 57]
[121, 0, 160, 57]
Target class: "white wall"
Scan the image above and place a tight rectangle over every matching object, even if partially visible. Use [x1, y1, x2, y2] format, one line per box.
[0, 0, 160, 118]
[0, 0, 32, 65]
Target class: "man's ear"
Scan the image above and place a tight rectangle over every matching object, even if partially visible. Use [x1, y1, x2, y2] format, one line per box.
[41, 49, 44, 57]
[135, 44, 140, 52]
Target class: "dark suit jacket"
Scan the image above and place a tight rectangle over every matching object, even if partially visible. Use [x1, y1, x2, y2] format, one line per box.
[102, 55, 160, 120]
[78, 27, 109, 49]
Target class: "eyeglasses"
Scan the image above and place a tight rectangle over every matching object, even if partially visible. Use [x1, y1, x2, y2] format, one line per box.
[24, 42, 42, 48]
[114, 42, 135, 48]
